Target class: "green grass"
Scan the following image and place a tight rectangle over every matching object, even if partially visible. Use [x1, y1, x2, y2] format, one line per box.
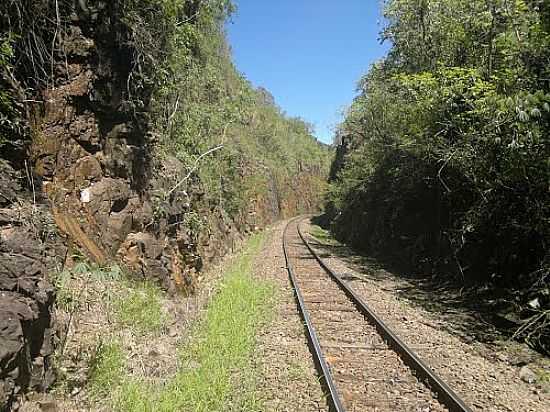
[112, 280, 167, 335]
[89, 339, 125, 396]
[113, 380, 156, 412]
[310, 224, 339, 246]
[52, 269, 79, 312]
[53, 261, 166, 335]
[53, 261, 167, 401]
[107, 232, 273, 412]
[53, 262, 124, 312]
[534, 360, 550, 385]
[287, 361, 309, 381]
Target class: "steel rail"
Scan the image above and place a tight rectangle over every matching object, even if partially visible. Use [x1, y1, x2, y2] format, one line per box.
[283, 219, 346, 412]
[296, 221, 473, 412]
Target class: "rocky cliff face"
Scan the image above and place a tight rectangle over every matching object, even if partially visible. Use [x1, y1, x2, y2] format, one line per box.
[0, 160, 63, 409]
[29, 2, 192, 291]
[0, 2, 328, 409]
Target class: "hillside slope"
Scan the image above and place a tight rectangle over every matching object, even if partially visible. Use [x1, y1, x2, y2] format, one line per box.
[325, 0, 549, 352]
[0, 0, 330, 408]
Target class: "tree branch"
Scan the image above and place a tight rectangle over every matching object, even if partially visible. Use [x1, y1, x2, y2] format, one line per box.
[166, 145, 224, 198]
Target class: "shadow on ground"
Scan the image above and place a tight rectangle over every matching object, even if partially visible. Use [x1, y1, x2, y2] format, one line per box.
[307, 216, 533, 354]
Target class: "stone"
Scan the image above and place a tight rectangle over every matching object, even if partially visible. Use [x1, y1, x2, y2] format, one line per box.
[0, 183, 58, 410]
[0, 161, 21, 207]
[73, 155, 102, 188]
[80, 188, 91, 203]
[519, 366, 537, 384]
[38, 400, 58, 412]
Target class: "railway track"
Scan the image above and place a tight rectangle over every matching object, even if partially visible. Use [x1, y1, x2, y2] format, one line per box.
[283, 218, 473, 412]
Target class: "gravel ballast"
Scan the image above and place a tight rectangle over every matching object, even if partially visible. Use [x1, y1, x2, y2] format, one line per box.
[302, 219, 549, 412]
[252, 221, 329, 411]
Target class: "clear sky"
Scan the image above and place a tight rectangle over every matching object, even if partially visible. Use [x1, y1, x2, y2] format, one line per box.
[227, 0, 389, 144]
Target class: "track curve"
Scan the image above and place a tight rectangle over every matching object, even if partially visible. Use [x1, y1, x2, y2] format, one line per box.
[283, 217, 473, 412]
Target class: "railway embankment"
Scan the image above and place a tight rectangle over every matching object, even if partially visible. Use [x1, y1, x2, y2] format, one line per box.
[302, 220, 549, 412]
[0, 1, 330, 409]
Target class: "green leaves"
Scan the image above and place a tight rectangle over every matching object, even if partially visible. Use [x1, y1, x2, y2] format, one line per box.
[143, 0, 331, 219]
[329, 0, 550, 337]
[0, 35, 14, 69]
[0, 35, 27, 150]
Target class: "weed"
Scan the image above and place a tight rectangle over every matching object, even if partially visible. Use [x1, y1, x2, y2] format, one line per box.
[107, 233, 273, 412]
[52, 269, 78, 312]
[535, 360, 550, 385]
[310, 224, 339, 246]
[287, 361, 309, 381]
[55, 235, 272, 411]
[89, 339, 125, 396]
[52, 263, 123, 312]
[112, 280, 167, 335]
[113, 379, 156, 412]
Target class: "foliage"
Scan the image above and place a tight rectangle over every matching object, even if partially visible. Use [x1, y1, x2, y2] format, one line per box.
[112, 280, 167, 335]
[137, 0, 331, 219]
[98, 232, 273, 412]
[328, 0, 549, 351]
[0, 35, 27, 153]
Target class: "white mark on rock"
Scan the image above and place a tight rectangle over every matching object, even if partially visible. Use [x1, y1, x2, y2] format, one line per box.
[81, 188, 91, 203]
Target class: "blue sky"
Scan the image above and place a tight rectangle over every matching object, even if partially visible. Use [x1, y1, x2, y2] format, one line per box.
[227, 0, 390, 144]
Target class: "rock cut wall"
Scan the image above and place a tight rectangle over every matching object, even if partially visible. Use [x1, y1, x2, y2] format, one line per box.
[0, 1, 329, 408]
[0, 163, 62, 409]
[0, 2, 211, 408]
[28, 2, 210, 292]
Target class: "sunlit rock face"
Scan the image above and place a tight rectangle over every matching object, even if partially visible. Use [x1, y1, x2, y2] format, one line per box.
[0, 1, 330, 407]
[26, 2, 201, 293]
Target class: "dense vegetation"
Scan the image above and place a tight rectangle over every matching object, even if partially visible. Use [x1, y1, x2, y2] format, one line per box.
[0, 0, 330, 221]
[137, 0, 330, 219]
[327, 0, 549, 351]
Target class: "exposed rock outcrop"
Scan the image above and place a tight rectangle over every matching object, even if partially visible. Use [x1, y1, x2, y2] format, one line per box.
[27, 3, 202, 294]
[0, 1, 329, 408]
[0, 161, 61, 411]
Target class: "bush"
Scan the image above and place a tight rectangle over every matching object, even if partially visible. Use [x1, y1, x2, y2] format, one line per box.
[327, 0, 550, 352]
